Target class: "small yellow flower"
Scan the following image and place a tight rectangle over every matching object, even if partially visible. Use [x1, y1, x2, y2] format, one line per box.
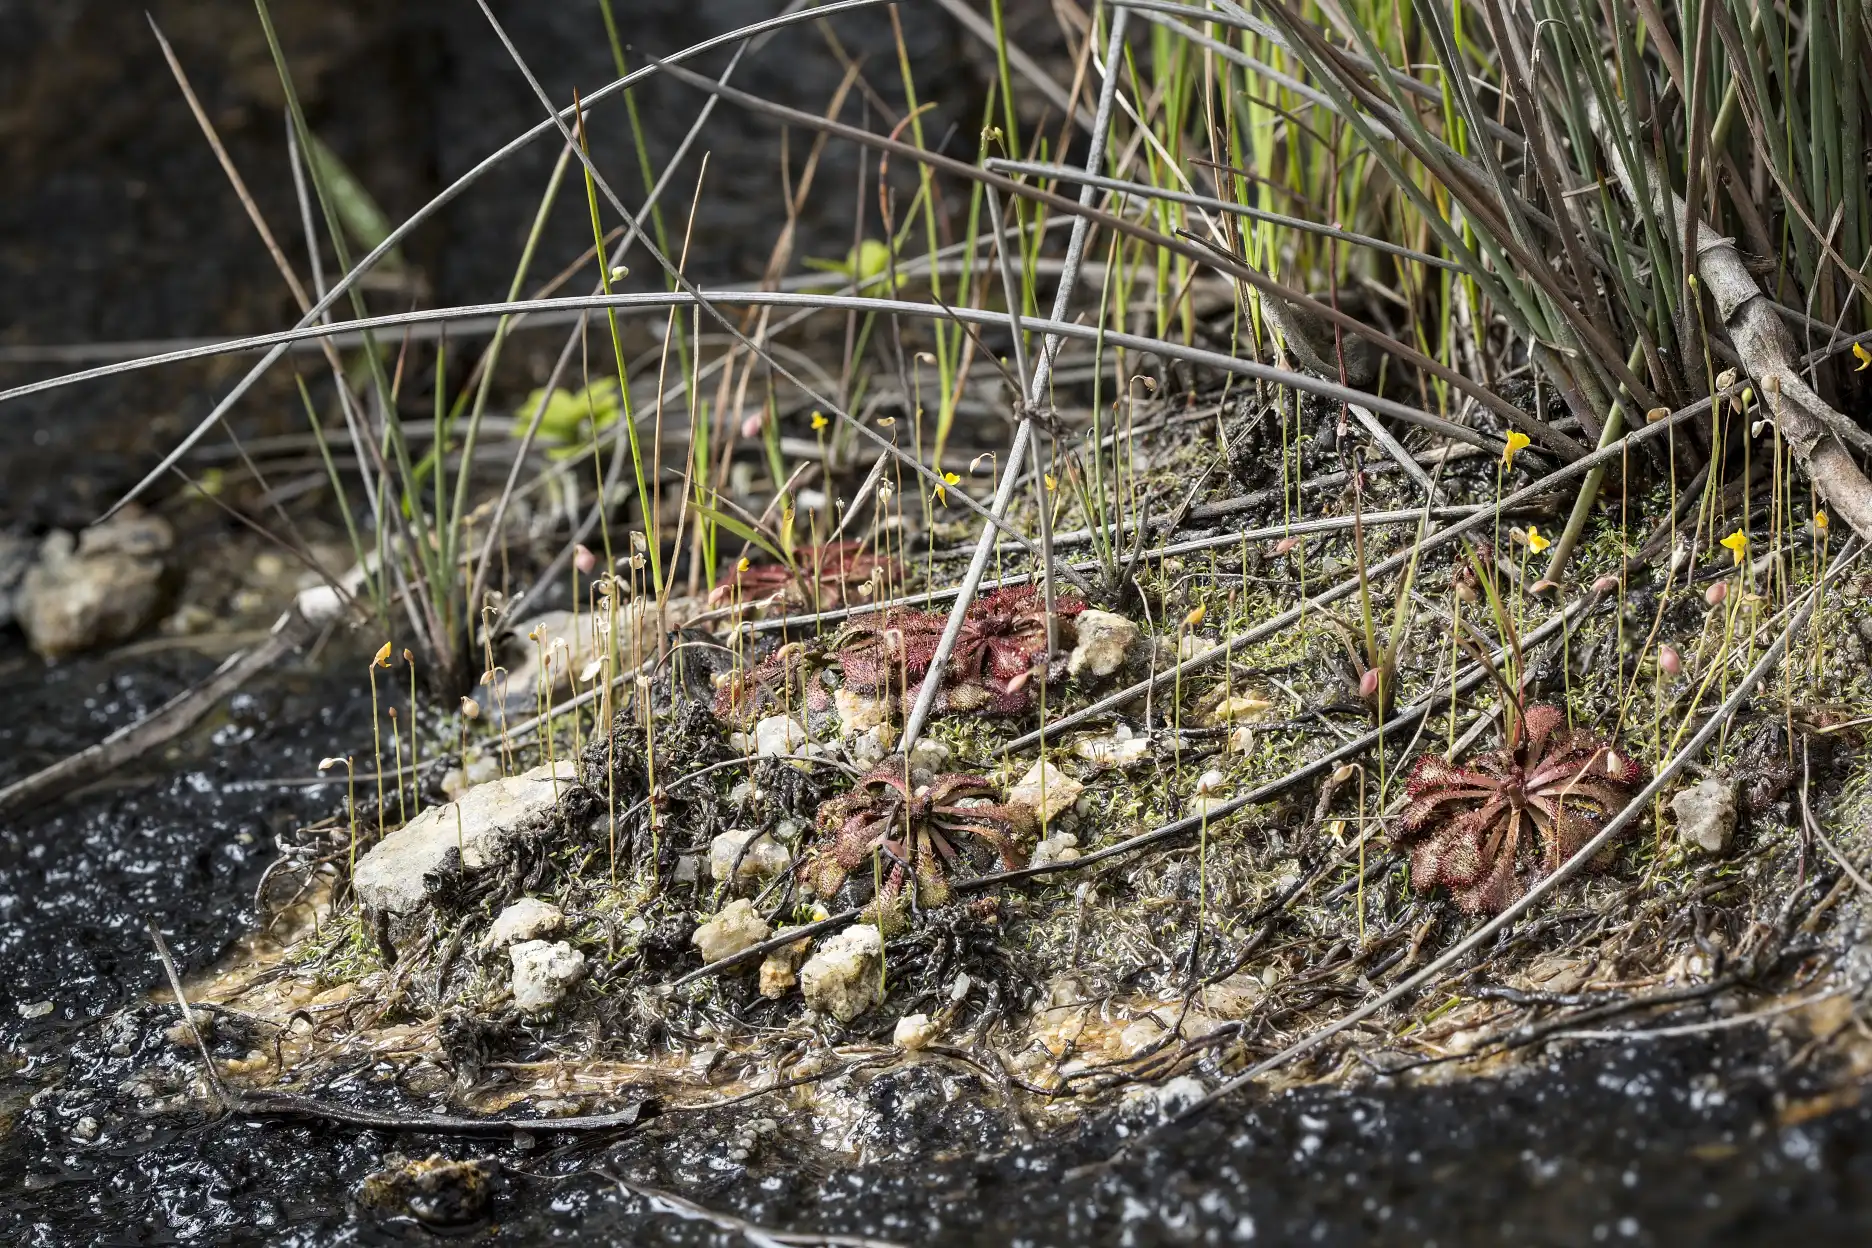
[1183, 603, 1207, 629]
[935, 470, 960, 503]
[1502, 430, 1531, 469]
[1044, 473, 1058, 492]
[737, 556, 751, 573]
[811, 411, 828, 431]
[1720, 529, 1749, 565]
[1814, 510, 1829, 533]
[1525, 525, 1551, 554]
[1853, 342, 1872, 371]
[373, 641, 393, 667]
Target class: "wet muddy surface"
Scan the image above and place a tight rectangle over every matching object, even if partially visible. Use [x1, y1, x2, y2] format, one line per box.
[6, 1001, 1870, 1245]
[0, 638, 372, 1030]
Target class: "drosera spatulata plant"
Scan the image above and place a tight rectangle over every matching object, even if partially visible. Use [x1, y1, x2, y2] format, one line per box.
[1397, 705, 1644, 915]
[805, 762, 1033, 909]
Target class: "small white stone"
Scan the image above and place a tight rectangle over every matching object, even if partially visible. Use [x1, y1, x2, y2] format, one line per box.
[709, 829, 792, 883]
[846, 725, 896, 768]
[487, 897, 565, 947]
[1672, 778, 1738, 855]
[1211, 693, 1274, 723]
[441, 754, 503, 800]
[509, 940, 586, 1012]
[1071, 733, 1150, 769]
[1008, 759, 1084, 823]
[834, 688, 891, 737]
[759, 928, 813, 999]
[293, 582, 348, 627]
[17, 1000, 53, 1020]
[353, 760, 577, 916]
[893, 1013, 938, 1050]
[692, 899, 772, 965]
[799, 924, 884, 1022]
[1030, 833, 1081, 866]
[18, 507, 174, 659]
[1152, 1075, 1208, 1116]
[1119, 1016, 1168, 1057]
[1067, 609, 1139, 679]
[752, 714, 810, 758]
[907, 738, 952, 773]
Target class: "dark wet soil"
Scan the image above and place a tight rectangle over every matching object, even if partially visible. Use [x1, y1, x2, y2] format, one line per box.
[6, 1023, 1870, 1245]
[0, 634, 374, 1033]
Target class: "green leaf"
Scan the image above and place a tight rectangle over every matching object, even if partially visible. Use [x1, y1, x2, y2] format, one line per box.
[801, 239, 897, 291]
[302, 131, 402, 267]
[516, 378, 622, 452]
[689, 500, 789, 567]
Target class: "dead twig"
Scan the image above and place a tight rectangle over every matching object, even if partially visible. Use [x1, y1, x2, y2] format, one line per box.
[0, 606, 321, 817]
